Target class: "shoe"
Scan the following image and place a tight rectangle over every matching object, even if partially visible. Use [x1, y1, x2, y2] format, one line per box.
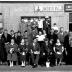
[32, 64, 37, 68]
[10, 64, 13, 67]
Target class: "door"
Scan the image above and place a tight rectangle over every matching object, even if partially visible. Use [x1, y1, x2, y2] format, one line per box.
[20, 16, 45, 35]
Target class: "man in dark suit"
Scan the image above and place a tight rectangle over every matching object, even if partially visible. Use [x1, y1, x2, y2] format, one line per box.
[2, 29, 11, 64]
[43, 18, 51, 38]
[48, 28, 58, 66]
[58, 27, 65, 45]
[2, 29, 11, 43]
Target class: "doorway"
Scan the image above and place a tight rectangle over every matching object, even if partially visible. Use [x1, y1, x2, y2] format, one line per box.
[20, 16, 45, 35]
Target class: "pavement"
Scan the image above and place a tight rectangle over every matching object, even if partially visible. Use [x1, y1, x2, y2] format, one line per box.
[0, 65, 72, 72]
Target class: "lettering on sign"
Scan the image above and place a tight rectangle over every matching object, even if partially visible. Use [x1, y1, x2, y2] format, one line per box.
[34, 5, 64, 12]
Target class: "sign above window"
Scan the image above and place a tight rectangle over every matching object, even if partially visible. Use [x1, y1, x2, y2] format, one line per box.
[64, 4, 72, 12]
[34, 4, 64, 12]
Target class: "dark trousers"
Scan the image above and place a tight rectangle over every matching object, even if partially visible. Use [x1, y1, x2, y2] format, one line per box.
[38, 41, 46, 52]
[37, 28, 43, 33]
[34, 54, 39, 65]
[50, 53, 55, 66]
[30, 53, 34, 65]
[30, 53, 39, 65]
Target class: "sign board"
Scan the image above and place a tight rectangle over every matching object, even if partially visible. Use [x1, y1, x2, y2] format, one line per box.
[64, 4, 72, 12]
[34, 4, 64, 12]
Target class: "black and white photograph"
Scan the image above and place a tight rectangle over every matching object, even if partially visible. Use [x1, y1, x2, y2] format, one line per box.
[0, 0, 72, 72]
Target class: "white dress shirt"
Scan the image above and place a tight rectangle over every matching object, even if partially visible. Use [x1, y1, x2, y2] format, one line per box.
[36, 35, 45, 41]
[38, 19, 43, 28]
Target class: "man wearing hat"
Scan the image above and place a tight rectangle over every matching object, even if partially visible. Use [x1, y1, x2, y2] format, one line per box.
[43, 16, 51, 36]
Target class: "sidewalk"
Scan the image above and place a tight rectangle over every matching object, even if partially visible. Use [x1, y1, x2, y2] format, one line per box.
[0, 65, 72, 72]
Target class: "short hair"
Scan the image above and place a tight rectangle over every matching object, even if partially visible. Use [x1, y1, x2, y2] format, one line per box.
[60, 27, 64, 29]
[14, 32, 17, 34]
[17, 31, 21, 34]
[10, 30, 14, 32]
[54, 23, 56, 25]
[24, 30, 27, 33]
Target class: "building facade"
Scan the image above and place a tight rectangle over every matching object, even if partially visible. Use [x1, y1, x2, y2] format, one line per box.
[0, 1, 71, 33]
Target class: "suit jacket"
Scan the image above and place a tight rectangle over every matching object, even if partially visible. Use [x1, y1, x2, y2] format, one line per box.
[2, 33, 11, 43]
[58, 32, 65, 43]
[49, 33, 58, 46]
[18, 44, 26, 52]
[6, 43, 18, 54]
[43, 20, 47, 30]
[32, 42, 40, 51]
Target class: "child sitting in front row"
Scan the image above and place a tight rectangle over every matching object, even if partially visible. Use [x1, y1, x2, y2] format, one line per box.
[53, 39, 64, 66]
[18, 39, 26, 67]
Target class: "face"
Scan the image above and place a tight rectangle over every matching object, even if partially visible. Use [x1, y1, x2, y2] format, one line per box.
[43, 30, 46, 34]
[50, 40, 53, 44]
[57, 39, 60, 43]
[51, 29, 54, 33]
[4, 30, 8, 34]
[39, 17, 41, 21]
[69, 32, 72, 37]
[21, 39, 24, 43]
[18, 32, 21, 36]
[39, 31, 42, 35]
[0, 35, 2, 39]
[10, 30, 14, 35]
[11, 39, 14, 44]
[54, 23, 56, 26]
[45, 41, 48, 45]
[15, 33, 17, 37]
[25, 32, 27, 35]
[60, 27, 64, 32]
[26, 42, 28, 45]
[34, 39, 37, 43]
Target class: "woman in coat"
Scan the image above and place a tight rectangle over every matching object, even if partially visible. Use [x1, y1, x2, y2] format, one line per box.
[6, 39, 18, 67]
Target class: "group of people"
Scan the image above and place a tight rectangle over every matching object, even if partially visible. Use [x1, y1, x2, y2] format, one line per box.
[0, 17, 72, 68]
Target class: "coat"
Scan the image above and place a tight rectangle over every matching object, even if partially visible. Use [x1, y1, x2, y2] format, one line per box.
[17, 36, 22, 45]
[49, 33, 58, 46]
[18, 44, 26, 61]
[2, 34, 11, 43]
[6, 43, 18, 61]
[18, 44, 26, 53]
[0, 37, 5, 61]
[58, 32, 65, 44]
[32, 42, 40, 52]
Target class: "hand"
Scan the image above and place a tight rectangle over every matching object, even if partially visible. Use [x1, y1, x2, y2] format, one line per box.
[25, 48, 28, 51]
[31, 49, 33, 53]
[50, 52, 52, 55]
[65, 48, 67, 55]
[18, 48, 20, 51]
[5, 42, 9, 45]
[65, 51, 67, 55]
